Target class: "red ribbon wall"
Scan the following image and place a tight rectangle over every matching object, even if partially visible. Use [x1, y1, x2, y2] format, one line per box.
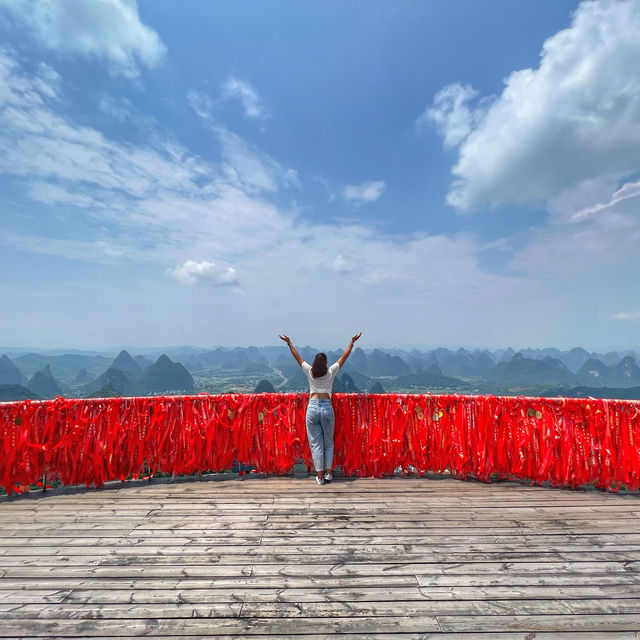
[1, 393, 639, 495]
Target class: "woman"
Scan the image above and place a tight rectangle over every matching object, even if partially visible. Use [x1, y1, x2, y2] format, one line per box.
[278, 332, 362, 485]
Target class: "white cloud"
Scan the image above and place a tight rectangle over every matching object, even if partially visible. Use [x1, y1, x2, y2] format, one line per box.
[187, 91, 297, 192]
[0, 0, 166, 78]
[0, 51, 207, 200]
[221, 76, 269, 120]
[510, 171, 640, 280]
[187, 89, 215, 120]
[0, 48, 290, 262]
[167, 260, 239, 287]
[417, 82, 483, 149]
[0, 50, 515, 306]
[546, 175, 623, 220]
[33, 62, 61, 99]
[504, 172, 640, 348]
[331, 254, 353, 275]
[428, 0, 640, 209]
[343, 180, 386, 205]
[188, 78, 269, 124]
[94, 240, 125, 257]
[571, 179, 640, 221]
[28, 181, 99, 208]
[216, 127, 299, 192]
[612, 311, 640, 320]
[1, 229, 130, 262]
[284, 169, 300, 188]
[5, 47, 613, 349]
[312, 175, 338, 202]
[98, 95, 135, 122]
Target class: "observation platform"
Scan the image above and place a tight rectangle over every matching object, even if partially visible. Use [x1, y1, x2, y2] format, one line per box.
[2, 473, 640, 638]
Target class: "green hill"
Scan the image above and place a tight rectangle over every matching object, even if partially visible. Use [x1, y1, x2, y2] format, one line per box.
[389, 372, 471, 392]
[87, 384, 122, 398]
[0, 384, 41, 401]
[110, 350, 144, 379]
[334, 373, 360, 393]
[82, 367, 140, 397]
[0, 354, 25, 386]
[254, 379, 276, 393]
[27, 365, 63, 399]
[141, 355, 194, 394]
[487, 353, 576, 386]
[539, 385, 640, 400]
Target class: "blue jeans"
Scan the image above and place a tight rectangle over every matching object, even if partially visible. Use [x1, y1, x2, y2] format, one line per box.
[306, 399, 335, 472]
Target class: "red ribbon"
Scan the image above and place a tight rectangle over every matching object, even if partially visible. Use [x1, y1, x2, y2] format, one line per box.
[1, 393, 639, 495]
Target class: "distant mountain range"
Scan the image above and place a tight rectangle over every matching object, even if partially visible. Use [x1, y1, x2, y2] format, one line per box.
[0, 350, 193, 400]
[2, 345, 640, 402]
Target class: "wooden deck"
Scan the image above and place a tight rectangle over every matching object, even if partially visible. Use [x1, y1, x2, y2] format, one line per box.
[1, 474, 640, 639]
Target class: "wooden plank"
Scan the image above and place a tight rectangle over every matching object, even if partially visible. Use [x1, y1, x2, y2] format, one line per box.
[7, 634, 637, 640]
[2, 586, 427, 605]
[7, 496, 634, 506]
[52, 584, 640, 604]
[0, 615, 441, 634]
[436, 614, 640, 632]
[22, 491, 632, 501]
[5, 508, 638, 519]
[5, 533, 640, 546]
[1, 573, 638, 589]
[4, 559, 640, 577]
[6, 492, 566, 503]
[6, 551, 640, 569]
[0, 591, 71, 604]
[415, 573, 640, 587]
[11, 519, 632, 529]
[5, 599, 640, 619]
[0, 543, 410, 556]
[12, 501, 634, 513]
[7, 523, 639, 536]
[5, 583, 636, 605]
[0, 575, 423, 589]
[3, 549, 639, 566]
[8, 502, 633, 512]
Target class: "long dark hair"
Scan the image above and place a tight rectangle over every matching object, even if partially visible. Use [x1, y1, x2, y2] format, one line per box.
[311, 352, 328, 378]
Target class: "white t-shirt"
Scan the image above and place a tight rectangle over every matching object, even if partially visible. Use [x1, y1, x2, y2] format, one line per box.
[301, 361, 340, 396]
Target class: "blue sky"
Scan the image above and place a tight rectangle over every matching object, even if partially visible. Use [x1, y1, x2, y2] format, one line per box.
[1, 0, 640, 351]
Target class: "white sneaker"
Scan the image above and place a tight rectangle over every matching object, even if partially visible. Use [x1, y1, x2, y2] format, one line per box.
[316, 476, 325, 485]
[324, 471, 333, 482]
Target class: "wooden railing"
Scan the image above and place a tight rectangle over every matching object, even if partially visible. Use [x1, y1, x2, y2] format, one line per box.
[1, 393, 639, 495]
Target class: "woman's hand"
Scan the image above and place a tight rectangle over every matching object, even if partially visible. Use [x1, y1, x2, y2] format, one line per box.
[280, 335, 303, 366]
[338, 332, 362, 368]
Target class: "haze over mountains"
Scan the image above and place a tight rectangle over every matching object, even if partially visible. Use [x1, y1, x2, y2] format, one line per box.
[2, 345, 640, 402]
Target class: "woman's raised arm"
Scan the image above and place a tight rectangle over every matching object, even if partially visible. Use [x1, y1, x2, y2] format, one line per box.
[337, 332, 362, 368]
[279, 334, 304, 367]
